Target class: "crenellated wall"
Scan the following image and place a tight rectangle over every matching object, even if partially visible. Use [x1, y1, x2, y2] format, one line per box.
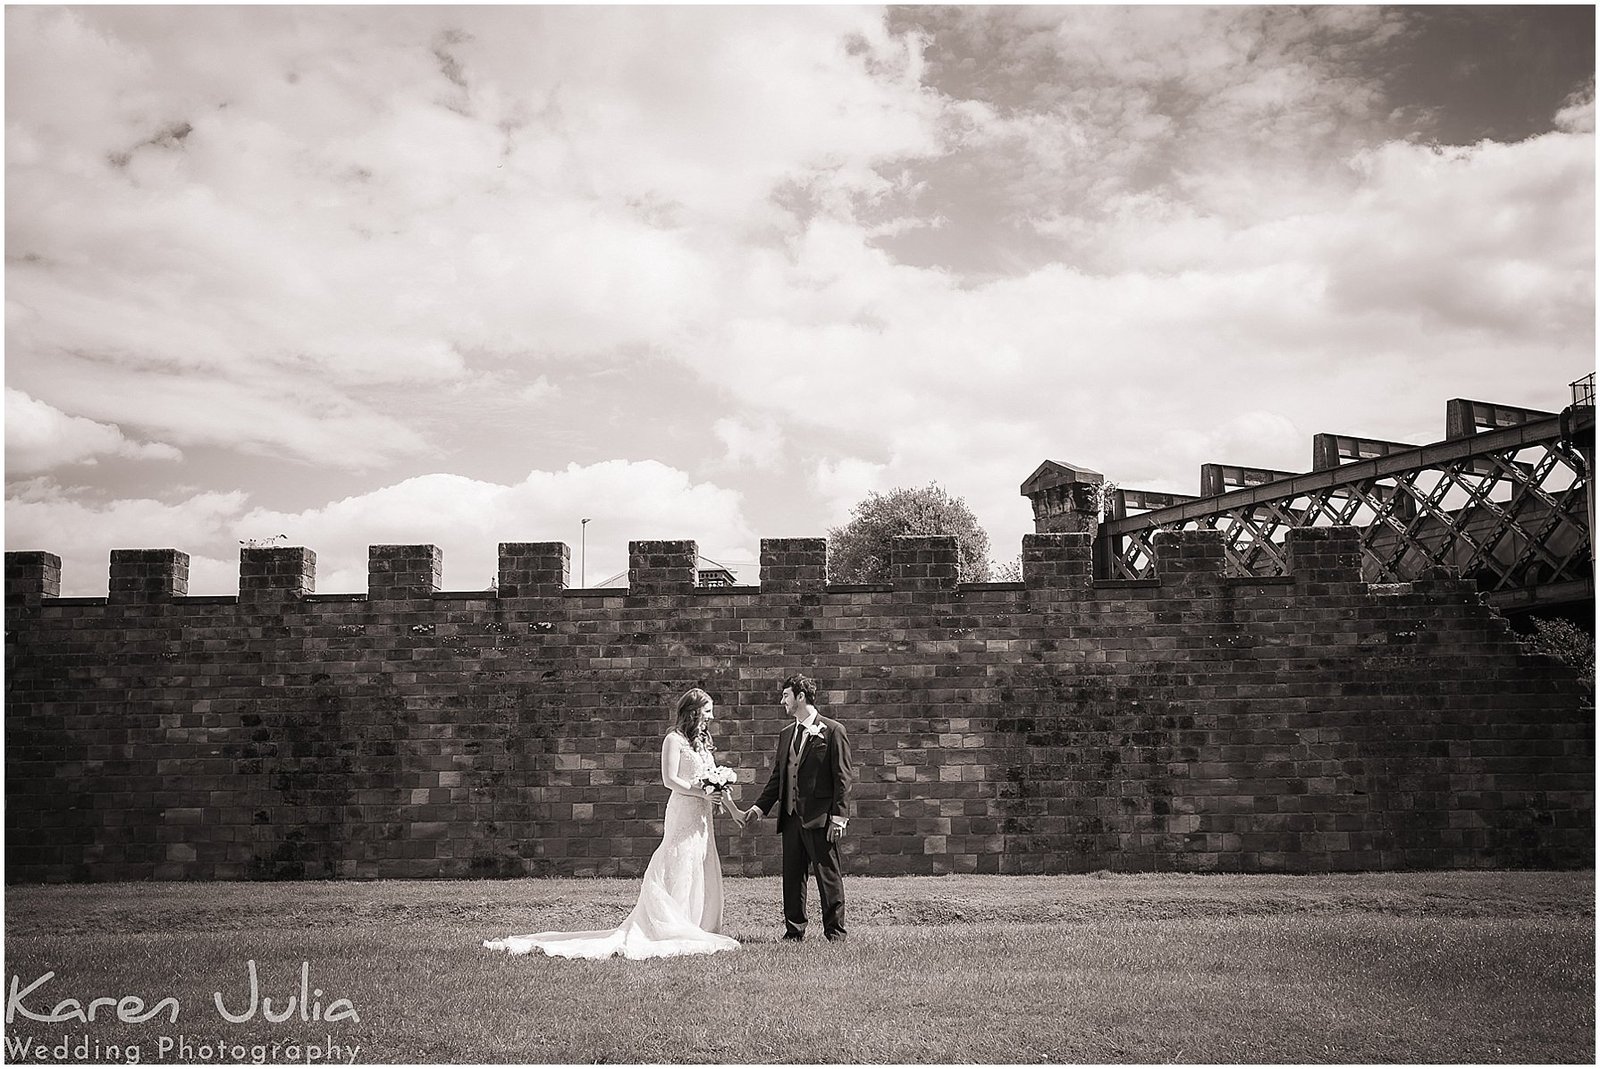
[4, 529, 1592, 883]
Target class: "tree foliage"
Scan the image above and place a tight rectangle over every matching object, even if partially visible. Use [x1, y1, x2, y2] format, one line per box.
[1521, 617, 1595, 688]
[990, 556, 1023, 583]
[826, 483, 992, 583]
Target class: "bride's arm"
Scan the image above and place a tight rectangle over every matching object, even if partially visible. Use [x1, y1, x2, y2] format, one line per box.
[718, 790, 745, 825]
[660, 733, 701, 797]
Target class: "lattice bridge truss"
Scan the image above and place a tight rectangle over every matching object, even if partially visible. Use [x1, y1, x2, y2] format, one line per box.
[1026, 378, 1595, 613]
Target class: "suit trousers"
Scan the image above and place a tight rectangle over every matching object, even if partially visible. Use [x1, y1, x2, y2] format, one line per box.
[781, 818, 846, 940]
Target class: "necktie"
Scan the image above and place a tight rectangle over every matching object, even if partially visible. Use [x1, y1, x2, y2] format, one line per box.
[786, 726, 803, 814]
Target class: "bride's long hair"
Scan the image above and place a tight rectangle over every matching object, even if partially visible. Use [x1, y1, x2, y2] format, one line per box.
[673, 688, 714, 754]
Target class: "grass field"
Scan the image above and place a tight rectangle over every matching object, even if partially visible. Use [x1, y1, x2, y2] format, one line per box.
[4, 870, 1593, 1064]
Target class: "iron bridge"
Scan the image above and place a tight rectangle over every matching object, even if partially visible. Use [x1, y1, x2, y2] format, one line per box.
[1031, 377, 1595, 614]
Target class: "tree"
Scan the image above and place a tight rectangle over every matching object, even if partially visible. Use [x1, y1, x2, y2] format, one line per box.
[1520, 617, 1595, 690]
[827, 483, 992, 583]
[990, 555, 1023, 583]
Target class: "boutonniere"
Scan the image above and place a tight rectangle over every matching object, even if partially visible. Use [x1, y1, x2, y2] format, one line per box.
[802, 723, 826, 741]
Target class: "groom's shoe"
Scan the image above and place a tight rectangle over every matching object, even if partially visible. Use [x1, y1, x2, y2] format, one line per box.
[782, 933, 804, 942]
[825, 933, 847, 944]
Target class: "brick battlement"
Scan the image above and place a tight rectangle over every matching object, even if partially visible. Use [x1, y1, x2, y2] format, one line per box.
[4, 529, 1592, 883]
[5, 530, 1364, 604]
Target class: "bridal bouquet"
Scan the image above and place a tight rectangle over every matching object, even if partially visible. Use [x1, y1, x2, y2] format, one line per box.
[692, 764, 738, 797]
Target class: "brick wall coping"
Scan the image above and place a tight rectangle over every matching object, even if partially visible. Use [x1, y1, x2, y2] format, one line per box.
[29, 576, 1303, 606]
[9, 530, 1368, 604]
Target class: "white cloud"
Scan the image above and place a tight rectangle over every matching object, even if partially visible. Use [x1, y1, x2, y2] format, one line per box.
[5, 6, 948, 469]
[5, 6, 1590, 581]
[1555, 79, 1595, 134]
[7, 355, 433, 468]
[673, 108, 1589, 555]
[5, 388, 182, 473]
[1196, 411, 1307, 473]
[712, 418, 782, 471]
[4, 480, 248, 594]
[1325, 134, 1593, 338]
[813, 456, 889, 526]
[5, 460, 754, 596]
[516, 378, 558, 404]
[902, 6, 1409, 235]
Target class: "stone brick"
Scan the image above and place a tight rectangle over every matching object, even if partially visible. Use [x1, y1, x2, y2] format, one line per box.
[1154, 529, 1227, 584]
[369, 544, 442, 599]
[891, 535, 959, 590]
[108, 549, 189, 603]
[5, 551, 61, 602]
[498, 542, 569, 598]
[1022, 533, 1092, 590]
[760, 538, 826, 593]
[1286, 526, 1362, 584]
[240, 547, 315, 603]
[628, 540, 696, 595]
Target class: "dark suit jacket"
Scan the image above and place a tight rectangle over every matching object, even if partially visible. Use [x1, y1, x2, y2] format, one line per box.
[753, 713, 854, 832]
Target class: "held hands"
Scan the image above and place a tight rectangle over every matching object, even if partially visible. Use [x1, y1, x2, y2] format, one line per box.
[827, 820, 845, 843]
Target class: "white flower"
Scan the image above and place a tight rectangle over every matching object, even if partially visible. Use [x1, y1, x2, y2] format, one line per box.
[693, 764, 738, 796]
[803, 723, 825, 740]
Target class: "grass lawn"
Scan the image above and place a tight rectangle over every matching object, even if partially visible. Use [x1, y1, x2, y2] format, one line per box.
[3, 870, 1592, 1064]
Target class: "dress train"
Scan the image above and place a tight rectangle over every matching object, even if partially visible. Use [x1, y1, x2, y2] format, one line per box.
[484, 733, 738, 960]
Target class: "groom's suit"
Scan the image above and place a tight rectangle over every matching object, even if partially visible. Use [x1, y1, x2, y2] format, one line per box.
[753, 712, 854, 941]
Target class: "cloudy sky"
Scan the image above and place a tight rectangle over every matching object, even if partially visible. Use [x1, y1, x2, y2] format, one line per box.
[6, 5, 1594, 596]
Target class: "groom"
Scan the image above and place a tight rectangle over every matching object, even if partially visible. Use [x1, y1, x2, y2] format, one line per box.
[744, 673, 855, 942]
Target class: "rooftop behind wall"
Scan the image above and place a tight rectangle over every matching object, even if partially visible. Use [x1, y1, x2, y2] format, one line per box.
[4, 530, 1592, 883]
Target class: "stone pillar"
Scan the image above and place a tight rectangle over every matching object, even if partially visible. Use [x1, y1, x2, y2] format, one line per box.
[5, 552, 61, 604]
[1022, 533, 1092, 592]
[1286, 527, 1362, 584]
[1028, 484, 1099, 536]
[240, 547, 315, 603]
[891, 535, 959, 591]
[109, 549, 189, 603]
[498, 543, 570, 598]
[629, 540, 697, 595]
[760, 538, 826, 594]
[368, 545, 442, 600]
[1154, 529, 1227, 586]
[1021, 462, 1106, 537]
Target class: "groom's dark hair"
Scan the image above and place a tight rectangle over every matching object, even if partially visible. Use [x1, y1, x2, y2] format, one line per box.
[782, 673, 817, 705]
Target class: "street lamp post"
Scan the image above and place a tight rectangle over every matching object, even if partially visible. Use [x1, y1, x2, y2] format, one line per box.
[580, 518, 590, 588]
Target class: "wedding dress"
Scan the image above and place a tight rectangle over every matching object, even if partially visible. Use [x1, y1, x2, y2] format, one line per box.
[483, 731, 738, 960]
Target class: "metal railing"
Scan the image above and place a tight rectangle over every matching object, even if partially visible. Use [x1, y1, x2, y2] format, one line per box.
[1572, 372, 1595, 408]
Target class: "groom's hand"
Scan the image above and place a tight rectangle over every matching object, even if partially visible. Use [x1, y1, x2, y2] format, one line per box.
[826, 821, 845, 843]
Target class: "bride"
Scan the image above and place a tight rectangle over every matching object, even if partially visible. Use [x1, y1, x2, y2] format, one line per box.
[483, 688, 745, 959]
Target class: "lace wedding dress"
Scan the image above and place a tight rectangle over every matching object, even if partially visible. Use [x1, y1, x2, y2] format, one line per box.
[483, 731, 738, 960]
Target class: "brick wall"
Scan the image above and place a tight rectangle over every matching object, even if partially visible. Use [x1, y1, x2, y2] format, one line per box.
[4, 529, 1592, 883]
